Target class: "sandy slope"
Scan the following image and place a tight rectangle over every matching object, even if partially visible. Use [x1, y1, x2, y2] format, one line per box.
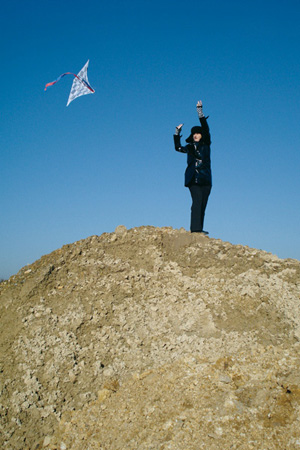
[1, 226, 300, 449]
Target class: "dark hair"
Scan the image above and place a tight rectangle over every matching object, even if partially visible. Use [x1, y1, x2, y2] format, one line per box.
[185, 126, 203, 143]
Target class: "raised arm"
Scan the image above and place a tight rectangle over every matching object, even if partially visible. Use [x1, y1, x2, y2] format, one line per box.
[197, 100, 211, 145]
[173, 123, 187, 153]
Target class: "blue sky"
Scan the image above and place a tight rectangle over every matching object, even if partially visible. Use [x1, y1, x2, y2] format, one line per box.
[1, 0, 300, 279]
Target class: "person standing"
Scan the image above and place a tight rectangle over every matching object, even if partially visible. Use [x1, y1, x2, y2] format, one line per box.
[174, 101, 212, 234]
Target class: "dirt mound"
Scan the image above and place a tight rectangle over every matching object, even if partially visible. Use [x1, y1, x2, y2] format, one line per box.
[1, 226, 300, 449]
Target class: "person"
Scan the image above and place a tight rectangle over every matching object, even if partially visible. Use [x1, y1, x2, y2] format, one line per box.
[174, 100, 212, 234]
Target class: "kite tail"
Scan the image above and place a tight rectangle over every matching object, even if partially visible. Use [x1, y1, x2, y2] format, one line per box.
[44, 72, 95, 92]
[44, 72, 75, 91]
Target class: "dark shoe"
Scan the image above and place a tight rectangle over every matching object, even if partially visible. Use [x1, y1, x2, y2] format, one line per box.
[191, 230, 209, 235]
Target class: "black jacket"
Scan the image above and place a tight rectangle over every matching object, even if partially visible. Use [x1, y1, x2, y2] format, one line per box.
[174, 116, 212, 187]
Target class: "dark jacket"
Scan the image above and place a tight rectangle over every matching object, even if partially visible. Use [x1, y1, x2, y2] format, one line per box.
[174, 116, 212, 187]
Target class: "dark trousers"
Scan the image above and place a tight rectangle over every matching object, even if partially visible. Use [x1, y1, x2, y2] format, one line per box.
[188, 184, 211, 232]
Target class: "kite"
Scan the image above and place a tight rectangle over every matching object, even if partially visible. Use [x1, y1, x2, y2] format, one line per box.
[44, 60, 95, 106]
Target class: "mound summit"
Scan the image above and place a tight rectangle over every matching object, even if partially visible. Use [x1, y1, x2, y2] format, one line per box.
[1, 226, 300, 449]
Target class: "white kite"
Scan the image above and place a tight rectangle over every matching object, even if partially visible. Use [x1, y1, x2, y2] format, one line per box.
[44, 60, 95, 106]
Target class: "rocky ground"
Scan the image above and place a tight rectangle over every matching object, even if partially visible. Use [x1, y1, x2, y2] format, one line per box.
[0, 226, 300, 449]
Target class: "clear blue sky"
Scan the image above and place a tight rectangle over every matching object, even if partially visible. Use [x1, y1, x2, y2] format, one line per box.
[1, 0, 300, 279]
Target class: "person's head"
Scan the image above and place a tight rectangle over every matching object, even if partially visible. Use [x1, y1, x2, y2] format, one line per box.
[186, 126, 203, 143]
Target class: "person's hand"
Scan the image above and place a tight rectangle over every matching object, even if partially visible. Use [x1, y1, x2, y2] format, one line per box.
[196, 101, 204, 118]
[175, 123, 183, 136]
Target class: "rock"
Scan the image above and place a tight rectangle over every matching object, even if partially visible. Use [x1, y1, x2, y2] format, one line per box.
[97, 389, 111, 402]
[114, 225, 127, 235]
[219, 374, 232, 384]
[68, 370, 77, 383]
[43, 436, 51, 447]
